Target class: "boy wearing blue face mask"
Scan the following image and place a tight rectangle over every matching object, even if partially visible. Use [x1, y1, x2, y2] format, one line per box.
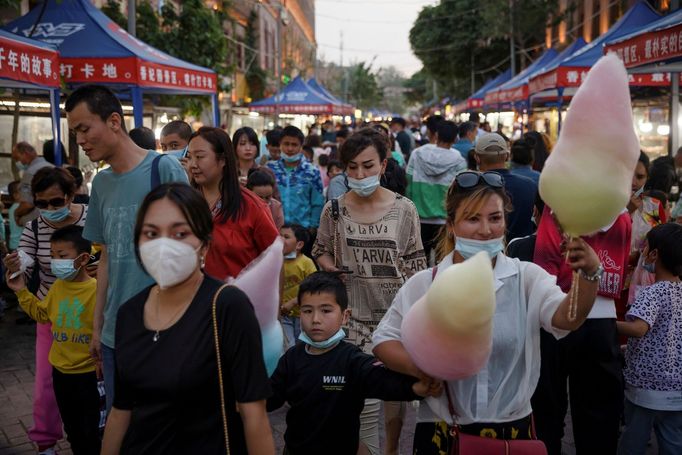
[5, 225, 101, 454]
[280, 224, 317, 348]
[268, 272, 442, 455]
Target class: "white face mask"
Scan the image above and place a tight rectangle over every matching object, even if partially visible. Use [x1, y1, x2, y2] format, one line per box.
[139, 238, 200, 289]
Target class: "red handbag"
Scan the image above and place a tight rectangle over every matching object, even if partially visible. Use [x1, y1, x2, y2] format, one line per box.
[444, 387, 547, 455]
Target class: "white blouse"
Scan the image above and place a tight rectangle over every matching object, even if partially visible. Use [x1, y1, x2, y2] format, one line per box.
[372, 251, 569, 424]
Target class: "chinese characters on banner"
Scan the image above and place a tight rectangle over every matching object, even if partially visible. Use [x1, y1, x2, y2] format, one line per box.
[57, 57, 217, 94]
[0, 37, 59, 87]
[604, 24, 682, 68]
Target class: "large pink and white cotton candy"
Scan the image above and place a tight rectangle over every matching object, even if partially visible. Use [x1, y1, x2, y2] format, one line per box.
[228, 237, 284, 376]
[539, 53, 640, 236]
[401, 252, 496, 380]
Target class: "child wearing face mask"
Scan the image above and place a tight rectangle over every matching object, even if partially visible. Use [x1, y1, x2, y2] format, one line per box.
[280, 224, 317, 348]
[5, 225, 101, 455]
[616, 223, 682, 455]
[268, 272, 442, 455]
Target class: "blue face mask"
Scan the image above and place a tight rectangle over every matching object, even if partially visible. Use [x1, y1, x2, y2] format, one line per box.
[282, 153, 302, 163]
[347, 174, 381, 198]
[642, 261, 655, 273]
[40, 205, 70, 223]
[166, 147, 187, 159]
[50, 256, 84, 281]
[299, 327, 346, 349]
[455, 236, 505, 260]
[284, 251, 297, 260]
[16, 162, 28, 171]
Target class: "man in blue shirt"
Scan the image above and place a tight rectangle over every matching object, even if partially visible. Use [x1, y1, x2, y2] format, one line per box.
[65, 85, 188, 411]
[267, 126, 324, 229]
[453, 121, 477, 161]
[474, 133, 537, 242]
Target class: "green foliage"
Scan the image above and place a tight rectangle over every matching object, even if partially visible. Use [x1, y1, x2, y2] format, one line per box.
[101, 0, 127, 28]
[403, 69, 431, 106]
[244, 9, 267, 100]
[347, 62, 380, 111]
[409, 0, 559, 99]
[0, 0, 20, 11]
[104, 0, 230, 118]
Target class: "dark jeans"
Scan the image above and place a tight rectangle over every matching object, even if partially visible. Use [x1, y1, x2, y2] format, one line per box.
[531, 319, 624, 455]
[420, 223, 443, 266]
[52, 369, 102, 455]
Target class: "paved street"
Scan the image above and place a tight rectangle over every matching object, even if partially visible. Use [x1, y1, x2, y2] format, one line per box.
[0, 305, 655, 455]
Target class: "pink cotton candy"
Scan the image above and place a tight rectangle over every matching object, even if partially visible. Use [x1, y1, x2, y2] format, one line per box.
[539, 53, 640, 236]
[401, 252, 495, 380]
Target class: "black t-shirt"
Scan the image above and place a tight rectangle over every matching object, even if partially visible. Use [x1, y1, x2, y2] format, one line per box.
[268, 341, 419, 454]
[114, 275, 271, 454]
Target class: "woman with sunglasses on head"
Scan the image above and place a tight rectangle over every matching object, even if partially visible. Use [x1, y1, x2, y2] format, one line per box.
[312, 127, 427, 455]
[3, 166, 88, 455]
[372, 171, 603, 453]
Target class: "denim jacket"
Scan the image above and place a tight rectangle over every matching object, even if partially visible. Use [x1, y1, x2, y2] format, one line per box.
[267, 159, 324, 228]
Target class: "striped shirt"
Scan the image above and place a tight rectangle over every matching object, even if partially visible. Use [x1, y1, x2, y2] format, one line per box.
[18, 204, 88, 299]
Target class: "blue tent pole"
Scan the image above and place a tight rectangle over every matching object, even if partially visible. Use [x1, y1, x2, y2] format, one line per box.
[131, 86, 143, 128]
[211, 93, 220, 127]
[557, 87, 564, 136]
[50, 88, 62, 166]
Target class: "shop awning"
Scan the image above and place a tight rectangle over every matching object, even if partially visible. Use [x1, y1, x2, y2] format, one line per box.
[527, 38, 586, 96]
[465, 69, 512, 110]
[306, 78, 354, 115]
[604, 7, 682, 72]
[0, 28, 63, 163]
[529, 1, 662, 94]
[250, 76, 353, 115]
[3, 0, 219, 127]
[485, 49, 559, 110]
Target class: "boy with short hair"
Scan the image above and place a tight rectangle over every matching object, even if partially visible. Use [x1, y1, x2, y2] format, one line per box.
[6, 225, 101, 454]
[268, 272, 441, 455]
[247, 170, 284, 229]
[267, 126, 324, 229]
[280, 224, 317, 347]
[617, 223, 682, 455]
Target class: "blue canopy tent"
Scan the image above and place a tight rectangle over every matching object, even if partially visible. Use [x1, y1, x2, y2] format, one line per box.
[484, 49, 559, 111]
[4, 0, 219, 128]
[307, 78, 354, 115]
[605, 6, 682, 154]
[529, 1, 661, 97]
[250, 76, 353, 115]
[462, 69, 512, 111]
[0, 29, 63, 164]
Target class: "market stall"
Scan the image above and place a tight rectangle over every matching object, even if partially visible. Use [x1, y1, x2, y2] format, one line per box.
[4, 0, 219, 128]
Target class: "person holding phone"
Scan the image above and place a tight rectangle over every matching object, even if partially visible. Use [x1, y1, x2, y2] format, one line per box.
[3, 167, 88, 455]
[312, 128, 427, 455]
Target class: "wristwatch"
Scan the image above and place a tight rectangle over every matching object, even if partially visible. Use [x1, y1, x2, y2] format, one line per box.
[580, 264, 604, 282]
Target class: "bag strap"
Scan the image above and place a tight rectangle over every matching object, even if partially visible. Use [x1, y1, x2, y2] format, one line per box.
[331, 199, 340, 268]
[211, 283, 233, 455]
[150, 154, 164, 190]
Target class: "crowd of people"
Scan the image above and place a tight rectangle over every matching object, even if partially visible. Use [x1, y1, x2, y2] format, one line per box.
[1, 83, 681, 455]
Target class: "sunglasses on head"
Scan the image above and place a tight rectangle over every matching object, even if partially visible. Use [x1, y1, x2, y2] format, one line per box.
[454, 171, 504, 190]
[34, 197, 67, 209]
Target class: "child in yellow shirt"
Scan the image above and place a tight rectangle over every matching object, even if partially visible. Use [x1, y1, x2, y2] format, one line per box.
[6, 225, 100, 454]
[280, 224, 318, 348]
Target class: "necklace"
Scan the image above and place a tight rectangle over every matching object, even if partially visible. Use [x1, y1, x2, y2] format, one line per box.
[151, 275, 203, 342]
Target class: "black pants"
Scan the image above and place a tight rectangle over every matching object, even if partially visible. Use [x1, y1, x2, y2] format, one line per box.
[52, 369, 102, 455]
[531, 319, 623, 455]
[420, 223, 443, 266]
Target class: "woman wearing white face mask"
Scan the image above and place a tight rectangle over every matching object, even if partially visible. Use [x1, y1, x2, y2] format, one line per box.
[102, 183, 274, 455]
[2, 166, 88, 454]
[372, 172, 603, 453]
[312, 127, 427, 455]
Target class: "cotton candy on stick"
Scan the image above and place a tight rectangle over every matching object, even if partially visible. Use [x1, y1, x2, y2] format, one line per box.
[228, 237, 284, 376]
[401, 252, 496, 380]
[539, 53, 640, 237]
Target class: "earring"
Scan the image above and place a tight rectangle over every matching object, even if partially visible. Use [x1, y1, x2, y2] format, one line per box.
[200, 256, 205, 269]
